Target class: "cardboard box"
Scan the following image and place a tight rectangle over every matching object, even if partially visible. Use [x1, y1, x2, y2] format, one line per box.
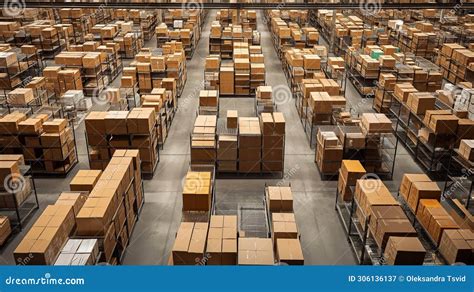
[384, 236, 426, 265]
[272, 213, 298, 240]
[226, 110, 238, 129]
[69, 170, 102, 192]
[43, 119, 68, 133]
[238, 238, 274, 265]
[438, 229, 473, 265]
[276, 238, 304, 265]
[360, 113, 392, 133]
[399, 173, 431, 201]
[374, 219, 417, 250]
[459, 140, 474, 161]
[14, 205, 75, 265]
[7, 88, 34, 105]
[267, 186, 293, 212]
[407, 181, 441, 213]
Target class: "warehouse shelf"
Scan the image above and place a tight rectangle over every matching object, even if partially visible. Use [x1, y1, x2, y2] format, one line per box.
[335, 184, 447, 265]
[0, 165, 38, 232]
[389, 93, 455, 178]
[443, 149, 474, 211]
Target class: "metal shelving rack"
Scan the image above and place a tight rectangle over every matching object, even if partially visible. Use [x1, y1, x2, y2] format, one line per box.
[335, 184, 447, 265]
[388, 93, 455, 177]
[340, 125, 398, 180]
[443, 149, 474, 211]
[0, 165, 38, 231]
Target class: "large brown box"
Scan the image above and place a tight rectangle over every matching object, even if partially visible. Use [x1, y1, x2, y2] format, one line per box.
[374, 219, 417, 250]
[266, 186, 293, 212]
[272, 213, 298, 240]
[172, 222, 209, 265]
[384, 236, 426, 265]
[399, 173, 431, 201]
[438, 229, 473, 265]
[238, 238, 274, 265]
[407, 181, 441, 214]
[69, 170, 102, 192]
[276, 238, 304, 265]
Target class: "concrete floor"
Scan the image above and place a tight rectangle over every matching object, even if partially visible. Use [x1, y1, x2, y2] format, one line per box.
[0, 10, 426, 265]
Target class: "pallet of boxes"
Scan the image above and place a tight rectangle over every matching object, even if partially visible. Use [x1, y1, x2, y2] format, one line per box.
[1, 114, 78, 175]
[355, 178, 427, 265]
[190, 115, 217, 167]
[0, 154, 29, 238]
[359, 113, 393, 173]
[85, 108, 159, 176]
[265, 185, 304, 265]
[75, 150, 144, 264]
[398, 173, 472, 264]
[216, 110, 238, 172]
[315, 129, 343, 177]
[260, 112, 285, 174]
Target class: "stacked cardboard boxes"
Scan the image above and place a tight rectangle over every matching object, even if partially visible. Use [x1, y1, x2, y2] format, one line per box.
[182, 171, 212, 212]
[54, 239, 100, 266]
[191, 115, 217, 166]
[438, 43, 474, 83]
[199, 90, 218, 108]
[205, 55, 220, 90]
[315, 130, 343, 175]
[69, 170, 102, 192]
[266, 186, 293, 213]
[14, 205, 75, 265]
[75, 150, 143, 263]
[172, 222, 209, 265]
[238, 238, 274, 265]
[439, 229, 474, 264]
[337, 160, 367, 202]
[85, 108, 158, 174]
[260, 112, 285, 172]
[217, 135, 238, 172]
[416, 199, 459, 245]
[0, 155, 32, 208]
[238, 117, 261, 173]
[54, 191, 87, 217]
[206, 215, 238, 265]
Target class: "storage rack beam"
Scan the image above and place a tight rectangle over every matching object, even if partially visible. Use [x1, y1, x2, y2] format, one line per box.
[21, 1, 474, 10]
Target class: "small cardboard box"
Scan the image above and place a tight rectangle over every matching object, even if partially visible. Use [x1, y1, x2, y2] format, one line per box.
[459, 139, 474, 161]
[43, 119, 68, 133]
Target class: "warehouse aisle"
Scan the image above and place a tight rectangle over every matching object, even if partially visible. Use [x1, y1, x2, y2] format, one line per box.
[122, 12, 217, 264]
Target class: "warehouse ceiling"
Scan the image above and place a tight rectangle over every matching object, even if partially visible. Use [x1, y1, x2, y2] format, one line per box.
[18, 0, 474, 10]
